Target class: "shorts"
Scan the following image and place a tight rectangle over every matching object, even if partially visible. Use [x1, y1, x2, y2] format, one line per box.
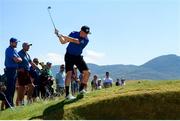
[17, 70, 31, 86]
[65, 53, 89, 73]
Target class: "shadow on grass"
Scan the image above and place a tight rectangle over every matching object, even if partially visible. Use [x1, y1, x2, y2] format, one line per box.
[70, 91, 180, 120]
[29, 94, 84, 120]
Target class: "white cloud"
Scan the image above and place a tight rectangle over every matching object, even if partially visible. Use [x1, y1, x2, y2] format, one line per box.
[84, 50, 105, 64]
[38, 53, 64, 65]
[37, 50, 105, 66]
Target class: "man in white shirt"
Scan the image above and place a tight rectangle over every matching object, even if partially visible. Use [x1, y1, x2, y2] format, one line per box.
[103, 72, 113, 88]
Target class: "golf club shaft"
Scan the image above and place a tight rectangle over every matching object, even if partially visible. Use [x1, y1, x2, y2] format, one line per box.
[47, 8, 56, 30]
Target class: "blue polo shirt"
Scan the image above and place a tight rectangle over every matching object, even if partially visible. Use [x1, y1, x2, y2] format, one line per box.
[18, 49, 32, 71]
[66, 31, 89, 56]
[5, 46, 20, 68]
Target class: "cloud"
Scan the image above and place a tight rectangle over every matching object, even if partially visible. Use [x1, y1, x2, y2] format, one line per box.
[38, 50, 105, 66]
[38, 53, 64, 65]
[84, 50, 105, 64]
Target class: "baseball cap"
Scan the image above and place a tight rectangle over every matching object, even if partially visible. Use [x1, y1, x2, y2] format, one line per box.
[33, 58, 39, 63]
[81, 25, 91, 34]
[10, 37, 20, 43]
[22, 42, 32, 47]
[46, 62, 52, 65]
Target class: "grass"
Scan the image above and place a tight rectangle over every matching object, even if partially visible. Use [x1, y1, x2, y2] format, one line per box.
[0, 80, 180, 119]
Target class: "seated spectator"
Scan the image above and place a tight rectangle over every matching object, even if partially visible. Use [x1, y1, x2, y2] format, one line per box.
[97, 79, 102, 90]
[91, 75, 98, 91]
[121, 77, 126, 86]
[103, 72, 113, 88]
[115, 78, 121, 86]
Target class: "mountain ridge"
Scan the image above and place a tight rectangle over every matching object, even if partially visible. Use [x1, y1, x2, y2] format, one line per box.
[51, 54, 180, 80]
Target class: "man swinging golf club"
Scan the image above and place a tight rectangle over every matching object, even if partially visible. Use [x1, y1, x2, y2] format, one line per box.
[55, 26, 91, 100]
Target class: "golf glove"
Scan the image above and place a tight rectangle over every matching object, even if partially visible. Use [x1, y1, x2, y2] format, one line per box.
[55, 28, 59, 36]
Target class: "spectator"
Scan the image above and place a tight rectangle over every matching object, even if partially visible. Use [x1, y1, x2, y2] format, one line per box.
[29, 58, 41, 102]
[115, 78, 120, 86]
[39, 63, 47, 99]
[103, 72, 113, 88]
[121, 77, 126, 86]
[39, 62, 45, 69]
[40, 62, 54, 99]
[55, 64, 65, 96]
[4, 38, 22, 108]
[71, 66, 79, 96]
[0, 82, 7, 110]
[97, 79, 102, 90]
[91, 75, 98, 91]
[16, 42, 36, 105]
[0, 69, 7, 110]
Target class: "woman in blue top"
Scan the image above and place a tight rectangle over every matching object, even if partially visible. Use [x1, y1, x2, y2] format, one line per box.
[55, 25, 91, 100]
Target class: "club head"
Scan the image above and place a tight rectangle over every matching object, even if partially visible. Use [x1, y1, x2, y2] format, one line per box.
[48, 6, 51, 9]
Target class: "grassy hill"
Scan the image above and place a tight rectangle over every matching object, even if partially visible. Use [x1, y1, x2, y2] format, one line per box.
[0, 80, 180, 120]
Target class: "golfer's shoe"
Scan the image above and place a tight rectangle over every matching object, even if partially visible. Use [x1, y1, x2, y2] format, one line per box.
[65, 94, 76, 100]
[79, 89, 87, 95]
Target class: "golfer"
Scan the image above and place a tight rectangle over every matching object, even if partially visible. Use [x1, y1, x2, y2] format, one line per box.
[55, 25, 91, 100]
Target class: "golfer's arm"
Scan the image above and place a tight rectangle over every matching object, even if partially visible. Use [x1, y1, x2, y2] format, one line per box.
[58, 35, 80, 44]
[58, 35, 68, 44]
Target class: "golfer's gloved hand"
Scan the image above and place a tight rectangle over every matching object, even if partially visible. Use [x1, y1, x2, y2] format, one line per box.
[55, 28, 59, 37]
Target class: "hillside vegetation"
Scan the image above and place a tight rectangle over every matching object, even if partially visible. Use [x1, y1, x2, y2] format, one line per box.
[0, 80, 180, 120]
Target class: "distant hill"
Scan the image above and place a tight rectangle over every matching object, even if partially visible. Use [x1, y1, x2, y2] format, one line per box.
[141, 54, 180, 78]
[51, 54, 180, 80]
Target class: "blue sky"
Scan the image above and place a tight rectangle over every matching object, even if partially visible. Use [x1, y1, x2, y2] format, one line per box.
[0, 0, 180, 74]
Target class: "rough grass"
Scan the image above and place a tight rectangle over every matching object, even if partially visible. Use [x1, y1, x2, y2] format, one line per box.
[0, 80, 180, 120]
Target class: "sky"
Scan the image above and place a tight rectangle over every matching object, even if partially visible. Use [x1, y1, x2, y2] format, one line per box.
[0, 0, 180, 74]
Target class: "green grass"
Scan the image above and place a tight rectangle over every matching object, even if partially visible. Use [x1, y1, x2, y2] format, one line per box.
[0, 80, 180, 120]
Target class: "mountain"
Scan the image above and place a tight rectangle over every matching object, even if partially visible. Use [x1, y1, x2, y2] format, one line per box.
[141, 54, 180, 77]
[51, 54, 180, 80]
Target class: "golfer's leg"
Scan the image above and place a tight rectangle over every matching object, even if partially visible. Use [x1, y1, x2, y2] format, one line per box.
[82, 70, 90, 84]
[76, 56, 90, 92]
[65, 71, 72, 97]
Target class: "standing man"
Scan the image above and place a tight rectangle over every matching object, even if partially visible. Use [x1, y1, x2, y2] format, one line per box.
[4, 37, 22, 108]
[55, 25, 91, 100]
[16, 42, 36, 105]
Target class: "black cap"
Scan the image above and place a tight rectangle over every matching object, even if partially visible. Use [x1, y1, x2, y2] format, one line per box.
[81, 25, 91, 34]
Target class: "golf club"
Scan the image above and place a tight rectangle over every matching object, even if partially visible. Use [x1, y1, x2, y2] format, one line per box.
[47, 6, 56, 30]
[0, 92, 13, 109]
